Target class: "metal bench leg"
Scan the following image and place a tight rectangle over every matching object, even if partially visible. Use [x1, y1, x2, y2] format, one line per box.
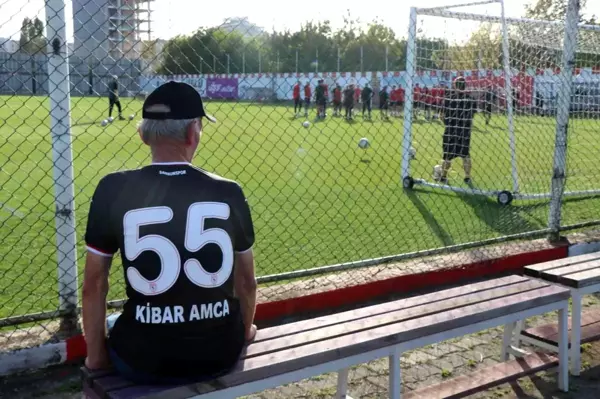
[513, 319, 524, 347]
[336, 368, 352, 399]
[570, 290, 583, 376]
[389, 347, 401, 399]
[558, 304, 569, 392]
[501, 321, 517, 361]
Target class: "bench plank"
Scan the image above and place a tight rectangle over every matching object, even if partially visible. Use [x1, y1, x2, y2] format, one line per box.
[521, 308, 600, 347]
[404, 352, 558, 399]
[532, 260, 600, 282]
[154, 284, 569, 398]
[93, 375, 135, 393]
[558, 268, 600, 288]
[109, 385, 179, 399]
[256, 275, 533, 343]
[524, 253, 600, 274]
[243, 280, 550, 359]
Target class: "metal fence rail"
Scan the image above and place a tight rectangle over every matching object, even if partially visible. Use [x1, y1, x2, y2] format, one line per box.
[0, 0, 599, 359]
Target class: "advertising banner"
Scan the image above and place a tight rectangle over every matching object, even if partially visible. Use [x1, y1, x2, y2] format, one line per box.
[206, 77, 238, 99]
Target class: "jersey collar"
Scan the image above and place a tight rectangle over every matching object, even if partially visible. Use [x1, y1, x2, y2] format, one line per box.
[151, 162, 191, 166]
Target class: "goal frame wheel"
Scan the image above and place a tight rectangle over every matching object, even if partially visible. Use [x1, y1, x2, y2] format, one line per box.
[497, 191, 513, 206]
[403, 176, 415, 190]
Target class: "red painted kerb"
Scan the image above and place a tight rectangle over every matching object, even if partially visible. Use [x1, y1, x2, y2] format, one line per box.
[65, 245, 568, 361]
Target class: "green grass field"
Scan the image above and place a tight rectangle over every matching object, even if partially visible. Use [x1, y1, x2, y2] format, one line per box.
[1, 95, 600, 320]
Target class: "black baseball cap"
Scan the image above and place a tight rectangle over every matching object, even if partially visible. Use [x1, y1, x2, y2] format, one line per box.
[142, 81, 216, 122]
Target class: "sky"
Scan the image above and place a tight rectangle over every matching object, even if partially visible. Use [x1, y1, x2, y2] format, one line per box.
[0, 0, 599, 43]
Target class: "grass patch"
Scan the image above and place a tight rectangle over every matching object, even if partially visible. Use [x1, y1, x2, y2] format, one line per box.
[1, 96, 600, 319]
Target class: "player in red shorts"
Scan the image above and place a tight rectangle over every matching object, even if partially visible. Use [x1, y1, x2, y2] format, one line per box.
[293, 81, 301, 117]
[332, 84, 342, 116]
[390, 86, 399, 117]
[413, 84, 422, 119]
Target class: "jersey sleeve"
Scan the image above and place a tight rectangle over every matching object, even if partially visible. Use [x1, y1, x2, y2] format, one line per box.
[85, 176, 118, 257]
[231, 184, 255, 253]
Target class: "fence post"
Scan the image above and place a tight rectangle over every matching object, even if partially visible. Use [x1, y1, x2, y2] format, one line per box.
[45, 0, 79, 334]
[548, 0, 580, 242]
[500, 0, 519, 194]
[401, 7, 417, 181]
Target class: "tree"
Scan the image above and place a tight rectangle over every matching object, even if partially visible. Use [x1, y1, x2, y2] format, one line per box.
[19, 17, 46, 54]
[524, 0, 599, 68]
[525, 0, 596, 24]
[157, 16, 443, 74]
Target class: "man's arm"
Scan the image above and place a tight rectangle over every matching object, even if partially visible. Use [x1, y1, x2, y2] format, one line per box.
[82, 252, 112, 369]
[231, 184, 257, 341]
[234, 249, 257, 341]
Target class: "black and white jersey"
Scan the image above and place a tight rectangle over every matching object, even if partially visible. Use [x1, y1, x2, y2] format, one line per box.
[85, 162, 254, 377]
[443, 91, 476, 133]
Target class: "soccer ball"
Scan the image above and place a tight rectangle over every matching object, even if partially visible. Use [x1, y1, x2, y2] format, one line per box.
[358, 138, 370, 149]
[129, 114, 135, 121]
[108, 117, 114, 123]
[433, 164, 443, 180]
[302, 121, 310, 128]
[409, 147, 417, 159]
[101, 119, 108, 127]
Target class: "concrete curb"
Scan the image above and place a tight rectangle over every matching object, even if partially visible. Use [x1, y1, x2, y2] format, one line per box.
[0, 240, 586, 377]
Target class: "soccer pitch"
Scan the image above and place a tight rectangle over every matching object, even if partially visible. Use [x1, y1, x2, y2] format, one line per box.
[1, 95, 600, 320]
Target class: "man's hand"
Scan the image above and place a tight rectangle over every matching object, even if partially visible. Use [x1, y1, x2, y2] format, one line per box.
[246, 324, 257, 342]
[85, 352, 111, 370]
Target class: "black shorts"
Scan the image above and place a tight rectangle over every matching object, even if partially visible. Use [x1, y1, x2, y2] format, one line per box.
[390, 101, 398, 107]
[304, 97, 311, 106]
[485, 103, 492, 113]
[317, 98, 326, 106]
[443, 128, 471, 160]
[333, 100, 341, 107]
[294, 97, 301, 106]
[379, 102, 388, 110]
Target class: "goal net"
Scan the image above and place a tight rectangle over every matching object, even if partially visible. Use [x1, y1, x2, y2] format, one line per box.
[401, 1, 600, 205]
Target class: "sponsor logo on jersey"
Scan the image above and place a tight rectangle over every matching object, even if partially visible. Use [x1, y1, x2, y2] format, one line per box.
[159, 170, 187, 176]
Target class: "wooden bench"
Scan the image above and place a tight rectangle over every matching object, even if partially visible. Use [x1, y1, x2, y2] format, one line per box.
[82, 275, 570, 399]
[519, 252, 600, 376]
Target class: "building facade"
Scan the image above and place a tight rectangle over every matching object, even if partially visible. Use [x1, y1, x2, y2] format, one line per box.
[0, 38, 19, 54]
[72, 0, 152, 61]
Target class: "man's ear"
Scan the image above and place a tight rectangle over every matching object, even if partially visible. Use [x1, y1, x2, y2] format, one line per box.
[185, 119, 201, 145]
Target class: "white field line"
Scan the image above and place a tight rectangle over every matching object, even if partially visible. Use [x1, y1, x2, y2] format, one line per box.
[0, 202, 25, 219]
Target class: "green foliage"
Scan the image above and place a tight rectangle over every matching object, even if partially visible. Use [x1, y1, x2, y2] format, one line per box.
[158, 16, 445, 74]
[19, 17, 46, 55]
[525, 0, 597, 24]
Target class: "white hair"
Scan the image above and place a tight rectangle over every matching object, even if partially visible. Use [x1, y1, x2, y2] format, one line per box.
[138, 118, 198, 143]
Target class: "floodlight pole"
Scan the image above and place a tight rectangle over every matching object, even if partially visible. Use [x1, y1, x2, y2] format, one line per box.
[401, 7, 417, 180]
[45, 0, 79, 334]
[549, 0, 580, 240]
[500, 0, 519, 193]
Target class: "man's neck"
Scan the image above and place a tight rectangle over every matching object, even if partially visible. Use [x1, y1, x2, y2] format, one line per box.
[151, 151, 192, 165]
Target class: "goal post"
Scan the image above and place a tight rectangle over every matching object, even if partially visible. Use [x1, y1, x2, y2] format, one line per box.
[401, 0, 600, 206]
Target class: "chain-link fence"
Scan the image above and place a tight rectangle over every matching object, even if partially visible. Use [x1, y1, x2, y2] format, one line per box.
[0, 0, 599, 359]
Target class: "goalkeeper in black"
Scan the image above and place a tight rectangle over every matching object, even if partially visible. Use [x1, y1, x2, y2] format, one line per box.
[361, 83, 373, 120]
[439, 76, 476, 184]
[108, 75, 125, 120]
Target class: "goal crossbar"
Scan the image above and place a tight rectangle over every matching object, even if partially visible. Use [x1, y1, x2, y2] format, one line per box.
[416, 8, 600, 32]
[416, 0, 500, 14]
